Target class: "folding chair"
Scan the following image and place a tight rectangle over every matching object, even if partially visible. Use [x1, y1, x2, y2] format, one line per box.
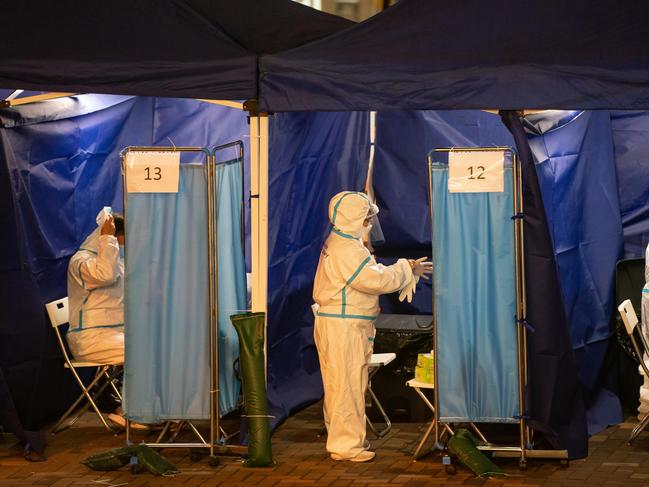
[618, 299, 649, 444]
[45, 297, 122, 434]
[366, 352, 396, 438]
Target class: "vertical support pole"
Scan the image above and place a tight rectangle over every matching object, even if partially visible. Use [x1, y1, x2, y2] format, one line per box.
[213, 153, 222, 452]
[250, 113, 270, 374]
[206, 154, 216, 458]
[512, 152, 527, 466]
[427, 157, 440, 449]
[516, 153, 531, 447]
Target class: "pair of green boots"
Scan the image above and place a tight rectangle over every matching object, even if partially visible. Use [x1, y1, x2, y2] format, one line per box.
[83, 312, 274, 473]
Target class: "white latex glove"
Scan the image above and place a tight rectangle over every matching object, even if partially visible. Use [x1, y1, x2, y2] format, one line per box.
[399, 275, 419, 303]
[410, 257, 433, 280]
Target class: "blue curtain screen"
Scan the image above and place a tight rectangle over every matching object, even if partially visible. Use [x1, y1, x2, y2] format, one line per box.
[430, 152, 519, 423]
[124, 161, 245, 423]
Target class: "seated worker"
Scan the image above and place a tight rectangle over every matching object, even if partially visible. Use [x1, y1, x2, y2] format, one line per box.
[640, 243, 649, 419]
[67, 208, 148, 429]
[67, 208, 124, 364]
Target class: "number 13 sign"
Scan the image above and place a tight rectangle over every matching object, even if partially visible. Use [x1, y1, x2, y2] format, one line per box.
[125, 151, 180, 193]
[447, 150, 505, 193]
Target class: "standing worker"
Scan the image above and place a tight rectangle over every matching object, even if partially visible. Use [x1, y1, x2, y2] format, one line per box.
[313, 191, 432, 462]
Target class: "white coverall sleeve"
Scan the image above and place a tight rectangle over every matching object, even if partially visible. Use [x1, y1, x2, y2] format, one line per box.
[75, 235, 121, 290]
[348, 257, 413, 296]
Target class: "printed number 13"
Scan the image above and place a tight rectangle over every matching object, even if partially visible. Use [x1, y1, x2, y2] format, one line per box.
[144, 167, 162, 181]
[468, 166, 486, 180]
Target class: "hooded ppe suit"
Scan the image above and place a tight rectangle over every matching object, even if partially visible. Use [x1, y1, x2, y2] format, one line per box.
[639, 244, 649, 417]
[313, 192, 413, 459]
[67, 208, 124, 365]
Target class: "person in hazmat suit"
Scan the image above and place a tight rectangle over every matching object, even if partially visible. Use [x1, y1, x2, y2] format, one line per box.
[67, 207, 152, 430]
[67, 207, 125, 365]
[640, 243, 649, 419]
[313, 191, 432, 462]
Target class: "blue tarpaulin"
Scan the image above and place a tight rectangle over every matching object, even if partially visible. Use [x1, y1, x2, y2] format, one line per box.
[611, 111, 649, 258]
[3, 97, 649, 460]
[524, 111, 624, 434]
[266, 111, 370, 427]
[502, 111, 588, 458]
[372, 110, 587, 457]
[0, 96, 249, 427]
[373, 111, 515, 316]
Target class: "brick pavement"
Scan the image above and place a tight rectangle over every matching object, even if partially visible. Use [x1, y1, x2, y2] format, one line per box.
[2, 403, 649, 486]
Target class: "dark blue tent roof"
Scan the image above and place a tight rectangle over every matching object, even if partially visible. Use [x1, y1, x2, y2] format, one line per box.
[260, 0, 649, 111]
[0, 0, 352, 100]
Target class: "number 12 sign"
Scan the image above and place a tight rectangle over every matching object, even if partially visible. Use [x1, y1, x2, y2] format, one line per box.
[447, 150, 505, 193]
[125, 151, 180, 193]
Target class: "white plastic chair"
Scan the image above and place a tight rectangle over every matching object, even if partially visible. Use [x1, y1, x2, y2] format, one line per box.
[618, 299, 649, 444]
[45, 297, 122, 434]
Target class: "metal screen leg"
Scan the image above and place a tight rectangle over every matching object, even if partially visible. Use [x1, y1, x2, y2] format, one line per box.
[413, 418, 437, 460]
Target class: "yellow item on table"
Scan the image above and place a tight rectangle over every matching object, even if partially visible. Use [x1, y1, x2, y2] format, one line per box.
[415, 352, 435, 384]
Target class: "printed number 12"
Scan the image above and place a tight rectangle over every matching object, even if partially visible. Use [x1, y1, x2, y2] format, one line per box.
[468, 166, 486, 180]
[144, 167, 162, 181]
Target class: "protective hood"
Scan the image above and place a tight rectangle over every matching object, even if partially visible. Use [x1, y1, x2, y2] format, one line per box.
[328, 192, 378, 239]
[79, 207, 113, 251]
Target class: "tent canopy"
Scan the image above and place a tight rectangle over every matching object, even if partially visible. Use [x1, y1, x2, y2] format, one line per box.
[0, 0, 351, 100]
[259, 0, 649, 111]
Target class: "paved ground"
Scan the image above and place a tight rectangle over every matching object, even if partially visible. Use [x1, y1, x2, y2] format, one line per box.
[2, 402, 649, 486]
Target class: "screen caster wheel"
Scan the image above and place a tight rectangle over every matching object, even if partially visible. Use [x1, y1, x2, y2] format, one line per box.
[189, 451, 203, 462]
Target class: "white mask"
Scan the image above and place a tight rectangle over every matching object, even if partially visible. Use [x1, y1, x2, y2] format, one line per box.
[362, 223, 372, 238]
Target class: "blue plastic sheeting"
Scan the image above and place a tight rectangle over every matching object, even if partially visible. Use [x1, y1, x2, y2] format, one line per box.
[0, 95, 250, 428]
[0, 96, 143, 428]
[502, 111, 588, 458]
[373, 111, 515, 316]
[260, 0, 649, 112]
[266, 112, 370, 428]
[373, 110, 586, 456]
[524, 111, 624, 434]
[611, 111, 649, 258]
[430, 154, 519, 423]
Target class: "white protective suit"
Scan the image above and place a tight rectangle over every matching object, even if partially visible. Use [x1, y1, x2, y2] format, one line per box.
[66, 208, 125, 365]
[313, 192, 413, 459]
[639, 244, 649, 418]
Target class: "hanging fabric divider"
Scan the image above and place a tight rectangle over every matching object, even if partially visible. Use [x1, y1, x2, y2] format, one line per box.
[428, 148, 526, 465]
[121, 146, 247, 459]
[427, 147, 566, 467]
[429, 148, 520, 423]
[210, 141, 248, 449]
